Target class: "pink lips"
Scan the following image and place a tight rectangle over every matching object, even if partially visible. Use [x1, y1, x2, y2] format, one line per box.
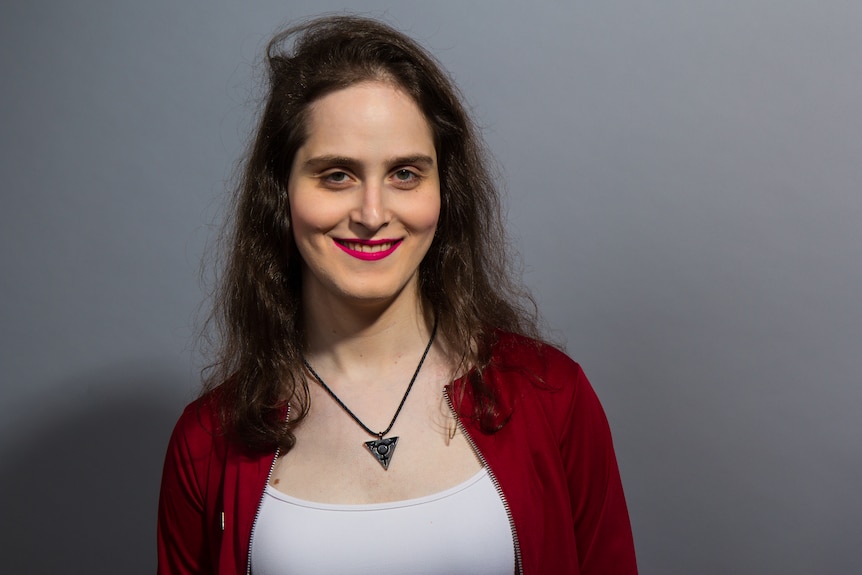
[334, 238, 403, 261]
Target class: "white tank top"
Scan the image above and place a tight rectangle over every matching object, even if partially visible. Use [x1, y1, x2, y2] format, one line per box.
[251, 468, 515, 574]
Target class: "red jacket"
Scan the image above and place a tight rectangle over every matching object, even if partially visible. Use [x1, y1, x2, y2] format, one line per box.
[158, 333, 638, 574]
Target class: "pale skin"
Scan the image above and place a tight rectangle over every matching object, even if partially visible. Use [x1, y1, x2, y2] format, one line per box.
[269, 81, 482, 504]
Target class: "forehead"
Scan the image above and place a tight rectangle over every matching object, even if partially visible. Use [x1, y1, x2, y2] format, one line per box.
[299, 81, 436, 160]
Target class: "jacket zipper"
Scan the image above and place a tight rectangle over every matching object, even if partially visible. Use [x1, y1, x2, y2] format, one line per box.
[246, 405, 289, 575]
[444, 388, 523, 575]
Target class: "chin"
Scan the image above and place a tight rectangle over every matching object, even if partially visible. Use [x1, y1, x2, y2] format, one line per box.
[339, 287, 405, 306]
[332, 278, 419, 308]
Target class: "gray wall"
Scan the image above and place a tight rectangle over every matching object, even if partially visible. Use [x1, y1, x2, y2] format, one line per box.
[2, 1, 860, 573]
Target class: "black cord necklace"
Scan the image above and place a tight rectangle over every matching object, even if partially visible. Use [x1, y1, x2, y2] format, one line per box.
[303, 320, 438, 470]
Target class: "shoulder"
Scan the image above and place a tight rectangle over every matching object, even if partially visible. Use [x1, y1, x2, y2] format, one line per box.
[165, 390, 230, 463]
[489, 331, 588, 392]
[488, 331, 606, 436]
[159, 389, 236, 517]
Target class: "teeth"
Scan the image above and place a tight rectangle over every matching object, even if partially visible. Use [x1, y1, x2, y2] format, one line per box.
[343, 241, 394, 253]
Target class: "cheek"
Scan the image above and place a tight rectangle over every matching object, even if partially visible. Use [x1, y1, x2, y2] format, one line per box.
[423, 212, 441, 236]
[422, 198, 442, 234]
[405, 192, 442, 234]
[288, 194, 338, 243]
[288, 204, 315, 240]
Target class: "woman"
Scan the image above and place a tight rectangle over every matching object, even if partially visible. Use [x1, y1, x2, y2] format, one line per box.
[158, 15, 637, 575]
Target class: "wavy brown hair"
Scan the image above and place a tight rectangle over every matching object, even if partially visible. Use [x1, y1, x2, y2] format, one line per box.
[204, 15, 541, 451]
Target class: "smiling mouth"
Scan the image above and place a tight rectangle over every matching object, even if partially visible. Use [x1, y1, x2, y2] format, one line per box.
[334, 238, 403, 260]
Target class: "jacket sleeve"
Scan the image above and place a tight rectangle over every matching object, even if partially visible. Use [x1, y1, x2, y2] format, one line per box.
[561, 365, 638, 574]
[157, 402, 215, 574]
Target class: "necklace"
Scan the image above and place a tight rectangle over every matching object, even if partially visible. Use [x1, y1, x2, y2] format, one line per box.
[303, 321, 438, 470]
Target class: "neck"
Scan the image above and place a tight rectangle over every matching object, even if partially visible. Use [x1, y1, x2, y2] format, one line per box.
[302, 285, 434, 376]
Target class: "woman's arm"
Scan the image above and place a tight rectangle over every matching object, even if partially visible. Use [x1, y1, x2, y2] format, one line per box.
[157, 403, 214, 574]
[561, 366, 639, 574]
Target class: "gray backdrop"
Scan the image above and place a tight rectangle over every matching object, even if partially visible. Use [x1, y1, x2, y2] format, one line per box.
[2, 1, 860, 573]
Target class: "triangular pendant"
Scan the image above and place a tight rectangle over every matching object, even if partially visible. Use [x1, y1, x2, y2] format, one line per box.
[364, 436, 398, 470]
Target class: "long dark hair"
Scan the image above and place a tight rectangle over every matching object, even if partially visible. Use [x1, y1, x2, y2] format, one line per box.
[204, 15, 540, 451]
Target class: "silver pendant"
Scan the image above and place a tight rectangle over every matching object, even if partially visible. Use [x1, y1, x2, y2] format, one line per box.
[364, 436, 398, 470]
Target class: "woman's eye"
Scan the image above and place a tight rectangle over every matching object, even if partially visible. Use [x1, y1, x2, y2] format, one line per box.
[322, 171, 351, 185]
[392, 169, 419, 187]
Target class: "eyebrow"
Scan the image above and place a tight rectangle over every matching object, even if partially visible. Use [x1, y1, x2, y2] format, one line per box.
[301, 154, 435, 172]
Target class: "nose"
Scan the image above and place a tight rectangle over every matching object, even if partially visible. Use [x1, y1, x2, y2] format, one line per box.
[351, 181, 389, 231]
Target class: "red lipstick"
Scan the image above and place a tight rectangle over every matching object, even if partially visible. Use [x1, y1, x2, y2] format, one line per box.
[334, 238, 402, 261]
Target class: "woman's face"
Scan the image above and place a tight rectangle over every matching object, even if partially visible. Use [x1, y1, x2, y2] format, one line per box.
[287, 81, 441, 311]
